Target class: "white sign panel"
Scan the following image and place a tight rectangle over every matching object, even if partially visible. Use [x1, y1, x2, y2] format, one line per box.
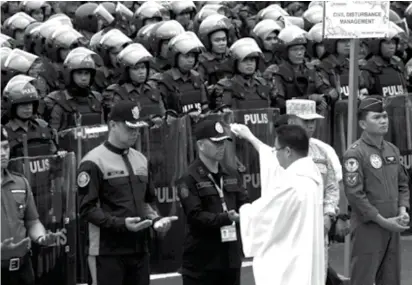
[323, 1, 390, 39]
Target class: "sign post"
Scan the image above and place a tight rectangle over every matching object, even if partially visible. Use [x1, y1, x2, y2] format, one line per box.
[323, 0, 390, 278]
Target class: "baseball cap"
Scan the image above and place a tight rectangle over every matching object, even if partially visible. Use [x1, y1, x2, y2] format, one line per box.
[194, 119, 232, 142]
[286, 99, 324, 120]
[358, 96, 385, 113]
[108, 100, 148, 128]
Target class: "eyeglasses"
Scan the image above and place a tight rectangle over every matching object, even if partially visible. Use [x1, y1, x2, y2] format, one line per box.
[273, 146, 286, 152]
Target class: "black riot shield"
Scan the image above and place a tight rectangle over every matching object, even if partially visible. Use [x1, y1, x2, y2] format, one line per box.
[144, 117, 193, 273]
[9, 153, 77, 285]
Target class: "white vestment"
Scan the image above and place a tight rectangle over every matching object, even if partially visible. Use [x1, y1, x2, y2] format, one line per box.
[240, 145, 325, 285]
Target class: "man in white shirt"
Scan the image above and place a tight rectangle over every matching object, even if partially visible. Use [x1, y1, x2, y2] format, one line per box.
[231, 123, 325, 285]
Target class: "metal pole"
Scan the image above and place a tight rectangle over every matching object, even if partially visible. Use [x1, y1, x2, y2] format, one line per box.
[344, 38, 360, 277]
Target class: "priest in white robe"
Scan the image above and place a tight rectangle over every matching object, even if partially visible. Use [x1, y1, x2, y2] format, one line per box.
[230, 123, 325, 285]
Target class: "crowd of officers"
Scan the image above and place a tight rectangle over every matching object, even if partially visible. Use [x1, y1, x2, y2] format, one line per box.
[1, 1, 412, 285]
[2, 1, 412, 158]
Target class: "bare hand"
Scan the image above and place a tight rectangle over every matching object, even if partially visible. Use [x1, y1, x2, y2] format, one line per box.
[125, 217, 153, 232]
[324, 215, 332, 234]
[153, 216, 179, 233]
[382, 217, 410, 232]
[1, 237, 31, 254]
[57, 151, 67, 157]
[335, 218, 350, 237]
[228, 210, 240, 223]
[37, 231, 61, 246]
[230, 124, 252, 140]
[308, 94, 324, 103]
[398, 213, 410, 227]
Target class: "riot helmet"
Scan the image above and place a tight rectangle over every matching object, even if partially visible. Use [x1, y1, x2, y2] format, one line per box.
[97, 28, 132, 67]
[63, 47, 98, 87]
[149, 20, 185, 57]
[230, 38, 262, 74]
[19, 1, 51, 22]
[198, 14, 231, 52]
[167, 31, 204, 68]
[252, 19, 283, 52]
[133, 2, 167, 31]
[278, 25, 307, 63]
[0, 33, 15, 48]
[117, 43, 153, 83]
[170, 1, 196, 29]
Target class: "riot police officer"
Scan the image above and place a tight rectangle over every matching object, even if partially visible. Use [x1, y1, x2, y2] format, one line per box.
[0, 33, 15, 48]
[2, 12, 36, 49]
[149, 31, 209, 117]
[3, 75, 58, 158]
[264, 25, 323, 114]
[43, 47, 104, 131]
[251, 19, 283, 72]
[148, 20, 185, 73]
[19, 1, 51, 22]
[197, 14, 234, 85]
[93, 28, 132, 92]
[360, 23, 408, 97]
[3, 48, 52, 99]
[108, 43, 165, 125]
[74, 3, 100, 41]
[133, 1, 167, 33]
[212, 38, 275, 110]
[177, 119, 249, 285]
[170, 1, 197, 31]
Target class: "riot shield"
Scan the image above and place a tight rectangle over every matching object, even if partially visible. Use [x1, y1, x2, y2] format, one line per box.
[385, 94, 412, 170]
[145, 117, 193, 273]
[8, 153, 77, 285]
[232, 108, 278, 201]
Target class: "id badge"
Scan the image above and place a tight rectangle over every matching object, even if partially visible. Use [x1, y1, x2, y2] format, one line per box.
[220, 224, 237, 242]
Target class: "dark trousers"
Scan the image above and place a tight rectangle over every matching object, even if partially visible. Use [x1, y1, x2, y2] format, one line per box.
[92, 253, 150, 285]
[182, 268, 241, 285]
[1, 255, 35, 285]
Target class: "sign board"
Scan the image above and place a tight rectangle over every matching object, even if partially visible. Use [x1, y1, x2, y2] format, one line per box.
[323, 1, 390, 38]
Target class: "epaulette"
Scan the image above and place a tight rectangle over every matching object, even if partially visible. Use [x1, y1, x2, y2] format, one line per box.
[34, 118, 49, 128]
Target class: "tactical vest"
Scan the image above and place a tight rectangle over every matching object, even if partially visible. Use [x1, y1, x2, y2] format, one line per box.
[276, 61, 317, 100]
[51, 91, 103, 130]
[116, 83, 162, 118]
[221, 76, 272, 110]
[161, 71, 204, 114]
[320, 58, 350, 98]
[363, 57, 407, 97]
[199, 55, 234, 85]
[5, 121, 54, 158]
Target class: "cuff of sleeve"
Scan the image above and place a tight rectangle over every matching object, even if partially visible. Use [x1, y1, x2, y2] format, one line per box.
[114, 217, 126, 231]
[152, 217, 162, 225]
[324, 205, 337, 216]
[361, 208, 379, 222]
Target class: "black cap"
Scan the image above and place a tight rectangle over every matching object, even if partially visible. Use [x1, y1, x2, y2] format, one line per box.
[274, 114, 290, 128]
[358, 96, 385, 113]
[194, 119, 232, 142]
[108, 100, 147, 128]
[1, 125, 8, 141]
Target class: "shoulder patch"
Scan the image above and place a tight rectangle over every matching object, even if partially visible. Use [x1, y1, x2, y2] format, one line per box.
[344, 173, 359, 187]
[344, 158, 359, 172]
[77, 171, 90, 187]
[179, 182, 189, 199]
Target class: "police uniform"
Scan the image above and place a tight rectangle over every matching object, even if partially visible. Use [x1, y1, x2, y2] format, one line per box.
[177, 119, 249, 285]
[343, 98, 410, 285]
[43, 48, 104, 131]
[78, 101, 160, 285]
[213, 38, 275, 111]
[149, 32, 209, 116]
[109, 43, 165, 122]
[2, 74, 57, 158]
[197, 14, 234, 85]
[360, 25, 408, 97]
[1, 126, 39, 285]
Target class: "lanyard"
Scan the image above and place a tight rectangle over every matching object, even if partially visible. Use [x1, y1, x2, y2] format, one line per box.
[207, 174, 228, 212]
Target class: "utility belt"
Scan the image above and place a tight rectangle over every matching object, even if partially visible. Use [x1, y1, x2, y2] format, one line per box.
[1, 253, 30, 271]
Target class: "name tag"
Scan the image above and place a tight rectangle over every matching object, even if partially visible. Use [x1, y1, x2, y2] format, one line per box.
[220, 224, 237, 242]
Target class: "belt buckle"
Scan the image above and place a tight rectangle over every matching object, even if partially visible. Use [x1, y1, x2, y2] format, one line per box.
[9, 258, 20, 271]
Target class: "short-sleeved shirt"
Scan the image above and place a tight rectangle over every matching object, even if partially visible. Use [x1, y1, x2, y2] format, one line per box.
[1, 170, 39, 260]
